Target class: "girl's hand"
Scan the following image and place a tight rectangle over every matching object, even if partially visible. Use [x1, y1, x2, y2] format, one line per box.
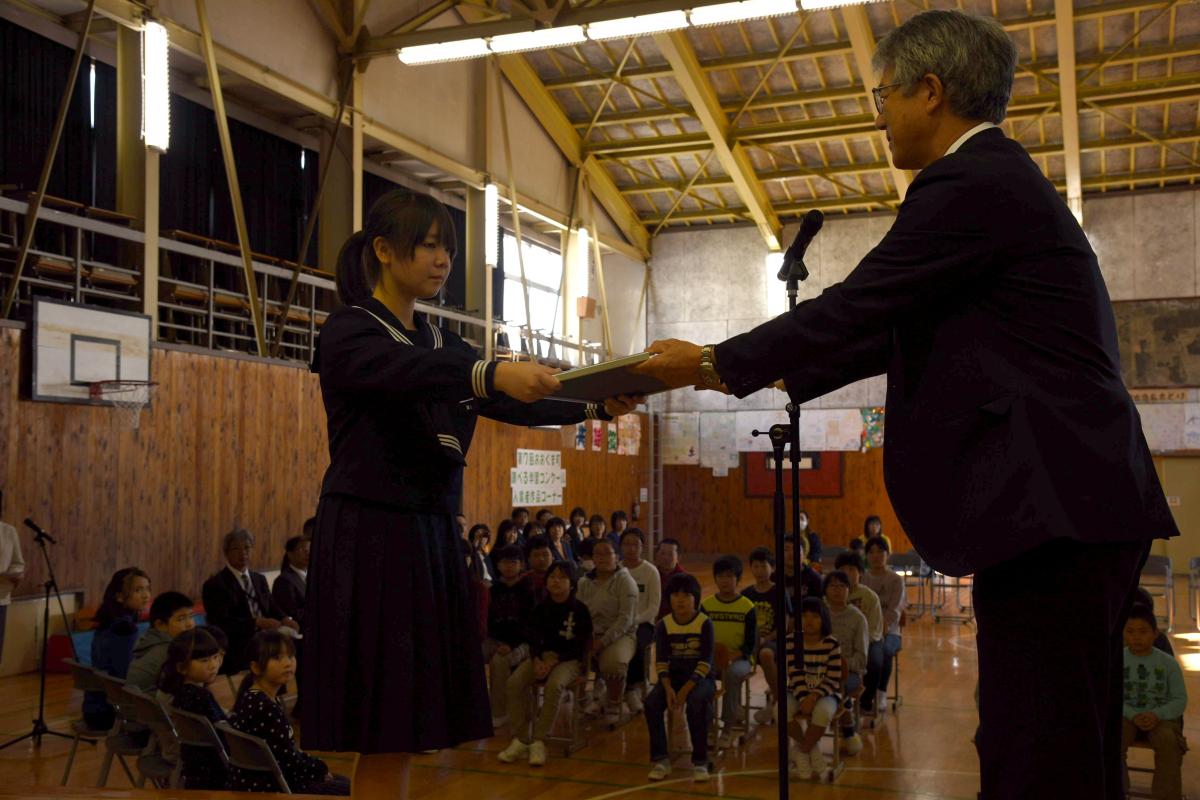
[675, 682, 693, 709]
[663, 684, 677, 709]
[497, 644, 511, 656]
[798, 694, 818, 715]
[603, 394, 645, 417]
[495, 362, 561, 403]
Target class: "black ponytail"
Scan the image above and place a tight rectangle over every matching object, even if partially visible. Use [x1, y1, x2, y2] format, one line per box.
[333, 189, 457, 307]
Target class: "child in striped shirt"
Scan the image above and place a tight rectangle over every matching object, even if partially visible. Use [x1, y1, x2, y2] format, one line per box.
[786, 597, 843, 781]
[645, 572, 715, 784]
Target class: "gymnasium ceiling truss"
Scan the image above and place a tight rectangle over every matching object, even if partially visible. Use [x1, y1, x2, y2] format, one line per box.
[350, 0, 1200, 241]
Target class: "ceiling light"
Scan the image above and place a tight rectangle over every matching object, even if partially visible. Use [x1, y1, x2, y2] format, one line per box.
[798, 0, 885, 9]
[398, 38, 490, 64]
[690, 0, 798, 26]
[490, 25, 586, 53]
[141, 20, 170, 152]
[587, 10, 689, 40]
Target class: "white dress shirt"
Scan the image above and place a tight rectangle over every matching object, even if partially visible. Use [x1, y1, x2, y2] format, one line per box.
[944, 121, 998, 157]
[226, 563, 262, 617]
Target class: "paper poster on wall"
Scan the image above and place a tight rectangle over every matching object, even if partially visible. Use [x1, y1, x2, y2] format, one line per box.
[575, 422, 587, 450]
[700, 412, 740, 470]
[662, 412, 700, 465]
[1138, 403, 1186, 452]
[607, 422, 619, 454]
[1186, 403, 1200, 450]
[800, 409, 865, 452]
[511, 449, 565, 506]
[591, 419, 604, 451]
[713, 466, 729, 477]
[618, 414, 641, 456]
[734, 410, 789, 452]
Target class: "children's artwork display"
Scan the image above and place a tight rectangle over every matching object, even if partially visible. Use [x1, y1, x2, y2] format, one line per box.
[700, 412, 740, 470]
[662, 412, 700, 465]
[617, 414, 641, 456]
[607, 422, 618, 454]
[575, 422, 587, 450]
[591, 419, 604, 451]
[862, 407, 885, 450]
[799, 409, 865, 452]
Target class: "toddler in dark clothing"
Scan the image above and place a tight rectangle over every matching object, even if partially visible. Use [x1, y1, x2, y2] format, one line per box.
[160, 627, 229, 790]
[231, 631, 350, 795]
[484, 544, 537, 727]
[499, 560, 593, 767]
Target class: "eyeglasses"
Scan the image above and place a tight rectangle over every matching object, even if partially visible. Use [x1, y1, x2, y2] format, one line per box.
[872, 81, 904, 115]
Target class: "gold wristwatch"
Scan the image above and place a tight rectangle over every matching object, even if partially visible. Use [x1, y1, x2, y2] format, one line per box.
[699, 344, 722, 387]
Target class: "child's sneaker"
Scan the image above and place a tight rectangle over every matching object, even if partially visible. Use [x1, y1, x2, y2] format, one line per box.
[625, 687, 644, 714]
[528, 740, 547, 767]
[717, 729, 736, 749]
[809, 746, 829, 780]
[497, 738, 529, 763]
[648, 760, 672, 781]
[602, 703, 623, 726]
[582, 697, 602, 716]
[842, 733, 863, 756]
[754, 704, 775, 724]
[692, 764, 710, 782]
[788, 748, 812, 780]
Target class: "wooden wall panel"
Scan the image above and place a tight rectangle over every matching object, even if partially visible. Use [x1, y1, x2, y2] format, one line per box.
[0, 326, 650, 608]
[662, 449, 912, 559]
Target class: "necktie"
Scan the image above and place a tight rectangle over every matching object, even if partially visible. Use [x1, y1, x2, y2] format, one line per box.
[241, 573, 261, 618]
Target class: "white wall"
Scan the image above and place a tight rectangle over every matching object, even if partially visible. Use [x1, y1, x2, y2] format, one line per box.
[646, 188, 1200, 412]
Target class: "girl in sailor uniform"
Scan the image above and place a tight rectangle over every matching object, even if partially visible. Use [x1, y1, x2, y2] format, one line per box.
[300, 190, 639, 797]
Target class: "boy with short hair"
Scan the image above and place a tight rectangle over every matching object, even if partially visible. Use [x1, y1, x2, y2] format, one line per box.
[126, 591, 196, 691]
[525, 535, 554, 600]
[1122, 604, 1188, 800]
[701, 556, 757, 747]
[742, 546, 792, 724]
[645, 572, 714, 783]
[654, 538, 686, 621]
[483, 545, 537, 728]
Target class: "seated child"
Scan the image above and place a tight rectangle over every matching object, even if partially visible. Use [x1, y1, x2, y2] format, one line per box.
[645, 572, 715, 784]
[231, 631, 350, 795]
[782, 535, 823, 601]
[621, 528, 662, 714]
[576, 539, 639, 724]
[701, 556, 756, 747]
[823, 571, 868, 754]
[85, 567, 152, 732]
[577, 537, 597, 574]
[786, 598, 844, 782]
[1133, 587, 1175, 655]
[160, 627, 229, 789]
[741, 546, 792, 724]
[525, 535, 554, 601]
[127, 591, 195, 691]
[499, 561, 593, 767]
[834, 552, 883, 718]
[1122, 604, 1188, 800]
[483, 544, 537, 727]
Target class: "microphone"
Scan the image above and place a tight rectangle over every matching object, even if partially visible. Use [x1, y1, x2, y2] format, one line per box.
[777, 209, 824, 281]
[24, 518, 56, 544]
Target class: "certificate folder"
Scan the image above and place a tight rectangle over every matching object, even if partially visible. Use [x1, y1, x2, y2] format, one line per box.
[553, 352, 669, 403]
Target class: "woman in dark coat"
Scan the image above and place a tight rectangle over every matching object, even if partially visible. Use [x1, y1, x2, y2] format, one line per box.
[301, 190, 638, 798]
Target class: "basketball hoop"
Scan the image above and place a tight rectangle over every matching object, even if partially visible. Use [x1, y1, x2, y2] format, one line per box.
[89, 380, 158, 430]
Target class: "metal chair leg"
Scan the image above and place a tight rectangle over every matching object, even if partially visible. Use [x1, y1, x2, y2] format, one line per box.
[60, 736, 80, 785]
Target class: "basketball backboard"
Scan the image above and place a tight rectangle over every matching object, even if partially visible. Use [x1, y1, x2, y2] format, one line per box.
[30, 298, 152, 405]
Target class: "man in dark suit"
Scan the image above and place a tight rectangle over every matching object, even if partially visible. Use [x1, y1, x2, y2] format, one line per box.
[634, 10, 1177, 799]
[272, 529, 311, 626]
[202, 527, 297, 674]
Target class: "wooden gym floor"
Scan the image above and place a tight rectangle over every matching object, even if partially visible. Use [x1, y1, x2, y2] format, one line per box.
[0, 563, 1197, 799]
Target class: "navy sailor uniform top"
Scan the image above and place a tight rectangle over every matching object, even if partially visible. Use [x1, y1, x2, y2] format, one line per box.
[313, 297, 609, 513]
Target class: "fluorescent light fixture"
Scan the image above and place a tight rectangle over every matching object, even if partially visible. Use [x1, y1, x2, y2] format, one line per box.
[691, 0, 798, 26]
[484, 183, 500, 267]
[587, 10, 688, 40]
[798, 0, 883, 9]
[490, 25, 586, 53]
[140, 20, 170, 152]
[399, 38, 489, 64]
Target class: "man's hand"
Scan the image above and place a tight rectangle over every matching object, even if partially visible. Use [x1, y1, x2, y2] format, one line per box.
[632, 339, 704, 389]
[604, 394, 646, 417]
[495, 362, 562, 403]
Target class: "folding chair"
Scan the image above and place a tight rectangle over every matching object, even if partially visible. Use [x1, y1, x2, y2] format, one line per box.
[214, 721, 291, 793]
[1139, 555, 1175, 634]
[121, 686, 181, 788]
[787, 674, 850, 783]
[59, 659, 107, 786]
[92, 672, 144, 787]
[165, 705, 231, 788]
[888, 612, 907, 713]
[533, 672, 591, 757]
[931, 572, 974, 624]
[1187, 556, 1199, 624]
[1124, 739, 1191, 800]
[889, 552, 928, 620]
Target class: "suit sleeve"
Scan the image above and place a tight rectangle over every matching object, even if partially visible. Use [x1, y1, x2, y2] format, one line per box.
[271, 577, 303, 624]
[202, 577, 255, 644]
[714, 164, 996, 398]
[255, 574, 285, 621]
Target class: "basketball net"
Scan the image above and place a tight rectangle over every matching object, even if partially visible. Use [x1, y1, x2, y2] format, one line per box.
[89, 380, 158, 431]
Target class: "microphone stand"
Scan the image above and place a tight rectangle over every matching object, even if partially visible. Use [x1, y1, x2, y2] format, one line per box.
[0, 528, 77, 750]
[752, 253, 810, 800]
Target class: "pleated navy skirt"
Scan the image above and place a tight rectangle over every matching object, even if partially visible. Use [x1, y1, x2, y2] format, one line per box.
[299, 494, 493, 754]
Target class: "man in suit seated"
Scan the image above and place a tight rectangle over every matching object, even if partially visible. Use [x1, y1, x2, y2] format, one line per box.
[272, 521, 312, 626]
[202, 527, 297, 674]
[633, 9, 1177, 799]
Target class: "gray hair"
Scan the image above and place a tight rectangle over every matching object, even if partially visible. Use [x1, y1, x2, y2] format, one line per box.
[223, 527, 255, 552]
[873, 10, 1017, 125]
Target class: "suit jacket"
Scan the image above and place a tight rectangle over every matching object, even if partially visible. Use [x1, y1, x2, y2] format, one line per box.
[201, 567, 283, 674]
[715, 127, 1178, 577]
[271, 564, 306, 626]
